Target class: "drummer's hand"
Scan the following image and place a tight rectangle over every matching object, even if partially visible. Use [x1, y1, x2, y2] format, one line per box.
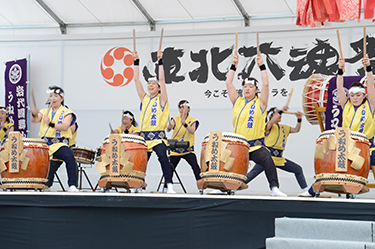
[232, 54, 239, 66]
[282, 106, 289, 112]
[256, 51, 264, 67]
[43, 115, 50, 125]
[363, 55, 370, 67]
[157, 50, 163, 60]
[296, 111, 303, 119]
[338, 57, 345, 69]
[132, 51, 139, 60]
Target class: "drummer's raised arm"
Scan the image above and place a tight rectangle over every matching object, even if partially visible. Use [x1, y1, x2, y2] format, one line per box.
[133, 51, 146, 101]
[337, 57, 347, 108]
[225, 54, 239, 105]
[257, 52, 269, 111]
[363, 56, 375, 111]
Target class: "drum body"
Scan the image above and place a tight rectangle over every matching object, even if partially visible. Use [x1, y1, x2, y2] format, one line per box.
[198, 132, 249, 191]
[1, 138, 50, 189]
[314, 130, 370, 187]
[302, 74, 332, 125]
[72, 147, 96, 164]
[97, 134, 148, 189]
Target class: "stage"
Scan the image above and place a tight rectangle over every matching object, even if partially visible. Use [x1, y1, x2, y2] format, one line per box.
[1, 191, 375, 249]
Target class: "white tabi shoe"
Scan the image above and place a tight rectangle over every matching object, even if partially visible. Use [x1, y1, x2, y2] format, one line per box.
[68, 185, 80, 192]
[166, 183, 176, 194]
[271, 187, 287, 197]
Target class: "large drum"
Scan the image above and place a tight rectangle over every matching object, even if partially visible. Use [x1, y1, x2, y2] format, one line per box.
[0, 138, 50, 189]
[302, 74, 332, 125]
[96, 134, 148, 190]
[313, 129, 370, 194]
[198, 132, 250, 192]
[72, 146, 96, 164]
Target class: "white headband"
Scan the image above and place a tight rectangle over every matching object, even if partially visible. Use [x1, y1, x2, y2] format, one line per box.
[349, 87, 366, 94]
[123, 113, 133, 119]
[243, 78, 257, 85]
[0, 107, 7, 113]
[46, 88, 64, 97]
[148, 77, 160, 85]
[267, 109, 277, 120]
[180, 102, 190, 107]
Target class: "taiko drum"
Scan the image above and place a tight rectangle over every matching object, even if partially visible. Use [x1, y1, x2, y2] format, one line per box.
[314, 130, 370, 180]
[200, 132, 249, 180]
[1, 138, 50, 185]
[100, 134, 148, 175]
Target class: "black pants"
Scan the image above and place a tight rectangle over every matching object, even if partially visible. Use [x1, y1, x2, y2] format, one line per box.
[169, 153, 202, 181]
[248, 147, 279, 189]
[47, 146, 78, 187]
[147, 142, 173, 184]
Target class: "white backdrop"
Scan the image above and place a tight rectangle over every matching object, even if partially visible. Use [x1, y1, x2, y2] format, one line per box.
[1, 23, 374, 195]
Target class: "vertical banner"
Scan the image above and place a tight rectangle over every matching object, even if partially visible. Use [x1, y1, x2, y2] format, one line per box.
[4, 58, 28, 138]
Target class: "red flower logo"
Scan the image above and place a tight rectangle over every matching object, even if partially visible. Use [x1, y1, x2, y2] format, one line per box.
[100, 47, 134, 87]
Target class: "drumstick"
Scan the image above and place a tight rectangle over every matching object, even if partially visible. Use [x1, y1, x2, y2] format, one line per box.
[159, 28, 164, 51]
[182, 101, 189, 119]
[235, 32, 238, 56]
[336, 29, 345, 73]
[256, 32, 259, 52]
[133, 29, 136, 51]
[364, 26, 367, 71]
[286, 88, 294, 107]
[42, 98, 54, 137]
[109, 122, 114, 132]
[283, 111, 305, 116]
[31, 88, 36, 107]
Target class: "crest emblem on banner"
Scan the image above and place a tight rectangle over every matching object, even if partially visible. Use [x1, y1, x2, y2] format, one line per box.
[100, 47, 134, 87]
[9, 64, 22, 84]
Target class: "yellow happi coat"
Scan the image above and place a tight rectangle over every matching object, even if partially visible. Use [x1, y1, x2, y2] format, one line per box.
[0, 121, 14, 145]
[140, 93, 169, 150]
[265, 123, 291, 166]
[38, 105, 76, 157]
[169, 114, 198, 156]
[115, 124, 140, 134]
[342, 99, 375, 140]
[232, 96, 266, 152]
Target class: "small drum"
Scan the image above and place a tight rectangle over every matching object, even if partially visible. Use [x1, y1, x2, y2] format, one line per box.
[198, 132, 250, 191]
[0, 138, 50, 189]
[97, 134, 148, 190]
[72, 147, 96, 164]
[314, 129, 370, 194]
[302, 74, 332, 125]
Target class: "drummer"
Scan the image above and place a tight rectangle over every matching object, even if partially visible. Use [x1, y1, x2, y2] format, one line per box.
[0, 107, 14, 146]
[245, 106, 309, 195]
[111, 110, 140, 135]
[45, 121, 78, 189]
[31, 86, 79, 192]
[133, 49, 175, 194]
[166, 100, 201, 191]
[304, 55, 375, 197]
[225, 52, 287, 197]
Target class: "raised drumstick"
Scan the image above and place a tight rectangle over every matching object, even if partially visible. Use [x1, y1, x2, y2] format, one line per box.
[235, 32, 238, 56]
[256, 31, 259, 52]
[159, 28, 164, 51]
[364, 26, 367, 71]
[336, 29, 345, 73]
[31, 88, 36, 107]
[133, 29, 136, 51]
[109, 122, 114, 133]
[286, 88, 294, 107]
